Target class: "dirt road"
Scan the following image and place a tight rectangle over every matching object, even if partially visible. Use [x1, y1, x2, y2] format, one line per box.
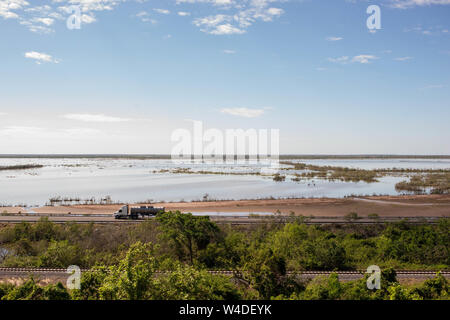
[1, 194, 449, 217]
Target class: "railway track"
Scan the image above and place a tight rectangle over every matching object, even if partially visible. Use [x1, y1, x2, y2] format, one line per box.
[0, 267, 448, 276]
[0, 215, 445, 225]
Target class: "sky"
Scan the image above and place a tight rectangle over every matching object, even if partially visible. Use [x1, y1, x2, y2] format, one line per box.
[0, 0, 449, 155]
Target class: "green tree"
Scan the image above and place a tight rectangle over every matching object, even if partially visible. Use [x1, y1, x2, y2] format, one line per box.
[301, 273, 342, 300]
[387, 283, 422, 300]
[241, 247, 303, 299]
[98, 242, 159, 300]
[413, 272, 449, 300]
[269, 223, 308, 269]
[71, 267, 109, 300]
[41, 282, 71, 300]
[301, 238, 349, 270]
[1, 278, 70, 300]
[198, 230, 249, 269]
[0, 283, 14, 299]
[32, 217, 61, 241]
[157, 211, 220, 264]
[37, 240, 83, 268]
[156, 264, 240, 300]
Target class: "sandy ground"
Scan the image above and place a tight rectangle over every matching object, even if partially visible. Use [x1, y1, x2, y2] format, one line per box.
[1, 194, 449, 217]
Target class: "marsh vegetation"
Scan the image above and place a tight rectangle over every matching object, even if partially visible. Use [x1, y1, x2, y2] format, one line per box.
[0, 164, 43, 171]
[153, 162, 450, 189]
[280, 161, 450, 192]
[395, 172, 450, 194]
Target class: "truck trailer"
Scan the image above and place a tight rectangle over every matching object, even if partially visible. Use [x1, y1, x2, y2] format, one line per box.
[113, 205, 165, 219]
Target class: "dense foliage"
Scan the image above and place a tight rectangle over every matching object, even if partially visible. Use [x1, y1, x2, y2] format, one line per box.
[0, 213, 448, 300]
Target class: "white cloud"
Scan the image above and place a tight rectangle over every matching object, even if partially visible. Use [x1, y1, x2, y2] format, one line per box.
[220, 107, 266, 118]
[0, 0, 124, 33]
[390, 0, 450, 9]
[195, 14, 227, 26]
[326, 36, 343, 41]
[58, 0, 120, 14]
[62, 128, 103, 136]
[32, 17, 54, 26]
[0, 126, 103, 139]
[191, 1, 285, 35]
[223, 49, 236, 54]
[24, 51, 59, 64]
[135, 11, 156, 24]
[81, 14, 96, 24]
[351, 55, 378, 64]
[212, 23, 245, 35]
[62, 114, 131, 123]
[24, 5, 52, 14]
[394, 56, 413, 61]
[0, 1, 86, 33]
[266, 7, 284, 16]
[176, 0, 234, 5]
[328, 55, 378, 64]
[328, 56, 349, 64]
[193, 15, 245, 34]
[404, 25, 449, 36]
[0, 0, 28, 19]
[22, 23, 53, 34]
[2, 0, 285, 35]
[136, 11, 148, 17]
[153, 8, 170, 15]
[0, 126, 44, 136]
[48, 12, 64, 20]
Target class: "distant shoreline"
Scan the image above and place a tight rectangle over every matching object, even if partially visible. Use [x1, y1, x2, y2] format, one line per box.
[0, 154, 449, 159]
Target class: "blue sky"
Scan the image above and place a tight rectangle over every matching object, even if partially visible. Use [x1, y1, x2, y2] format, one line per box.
[0, 0, 449, 154]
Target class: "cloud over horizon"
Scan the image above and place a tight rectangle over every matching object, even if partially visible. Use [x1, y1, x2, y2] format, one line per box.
[220, 107, 266, 118]
[62, 114, 130, 123]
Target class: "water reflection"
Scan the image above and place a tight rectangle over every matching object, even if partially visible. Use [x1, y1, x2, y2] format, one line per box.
[0, 158, 447, 206]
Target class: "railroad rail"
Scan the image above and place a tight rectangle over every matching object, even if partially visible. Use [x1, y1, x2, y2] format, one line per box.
[0, 215, 446, 225]
[0, 267, 448, 276]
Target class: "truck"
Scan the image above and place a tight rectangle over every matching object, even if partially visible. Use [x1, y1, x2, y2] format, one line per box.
[113, 205, 165, 219]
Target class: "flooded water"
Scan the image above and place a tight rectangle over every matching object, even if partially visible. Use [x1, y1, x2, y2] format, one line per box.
[0, 158, 448, 206]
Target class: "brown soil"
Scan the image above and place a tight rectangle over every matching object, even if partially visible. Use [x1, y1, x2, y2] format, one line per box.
[3, 194, 448, 217]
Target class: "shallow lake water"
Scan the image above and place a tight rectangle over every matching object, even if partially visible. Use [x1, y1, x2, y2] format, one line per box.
[0, 158, 448, 206]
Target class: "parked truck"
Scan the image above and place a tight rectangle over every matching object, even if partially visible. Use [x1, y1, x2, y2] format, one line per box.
[113, 205, 165, 219]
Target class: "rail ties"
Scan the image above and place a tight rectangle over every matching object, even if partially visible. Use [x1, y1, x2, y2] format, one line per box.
[0, 267, 448, 276]
[0, 214, 446, 225]
[0, 267, 89, 273]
